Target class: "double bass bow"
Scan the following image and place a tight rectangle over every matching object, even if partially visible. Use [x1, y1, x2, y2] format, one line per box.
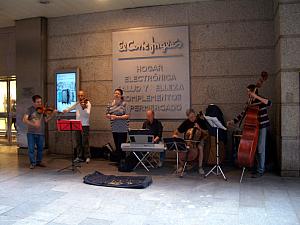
[237, 71, 268, 168]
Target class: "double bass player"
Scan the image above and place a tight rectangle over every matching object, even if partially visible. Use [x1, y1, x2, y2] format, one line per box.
[227, 83, 272, 178]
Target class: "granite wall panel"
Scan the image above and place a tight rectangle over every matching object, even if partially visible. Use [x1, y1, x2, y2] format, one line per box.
[188, 0, 273, 24]
[47, 0, 277, 159]
[0, 27, 16, 75]
[48, 32, 112, 60]
[190, 21, 274, 50]
[281, 72, 300, 104]
[48, 5, 189, 36]
[47, 56, 112, 83]
[280, 38, 300, 69]
[275, 1, 300, 176]
[191, 49, 275, 77]
[279, 3, 300, 36]
[281, 138, 300, 176]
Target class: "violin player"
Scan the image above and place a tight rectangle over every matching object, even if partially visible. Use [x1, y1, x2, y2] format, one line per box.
[227, 83, 272, 178]
[173, 108, 208, 175]
[63, 90, 92, 164]
[23, 95, 57, 169]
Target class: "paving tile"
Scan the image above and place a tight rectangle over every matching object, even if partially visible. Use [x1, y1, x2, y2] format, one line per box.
[196, 213, 239, 225]
[1, 201, 44, 219]
[46, 223, 69, 225]
[79, 217, 112, 225]
[0, 215, 19, 225]
[0, 205, 13, 214]
[266, 216, 300, 225]
[110, 214, 146, 225]
[0, 146, 299, 225]
[25, 210, 63, 222]
[50, 207, 91, 225]
[239, 206, 268, 225]
[12, 218, 49, 225]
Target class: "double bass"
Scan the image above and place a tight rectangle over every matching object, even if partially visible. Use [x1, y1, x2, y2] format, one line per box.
[237, 71, 268, 168]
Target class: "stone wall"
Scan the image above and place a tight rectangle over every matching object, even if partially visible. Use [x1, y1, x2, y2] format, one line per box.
[46, 0, 277, 161]
[274, 0, 300, 176]
[0, 26, 15, 76]
[15, 18, 48, 148]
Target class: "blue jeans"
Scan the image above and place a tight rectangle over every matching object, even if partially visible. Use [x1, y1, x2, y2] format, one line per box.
[27, 133, 44, 165]
[257, 127, 267, 174]
[160, 151, 166, 161]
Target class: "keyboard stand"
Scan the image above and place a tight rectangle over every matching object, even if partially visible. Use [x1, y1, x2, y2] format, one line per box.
[133, 152, 151, 171]
[121, 143, 165, 172]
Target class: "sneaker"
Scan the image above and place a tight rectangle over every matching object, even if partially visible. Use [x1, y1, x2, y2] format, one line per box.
[86, 158, 90, 164]
[36, 163, 46, 167]
[30, 164, 35, 169]
[74, 157, 80, 163]
[198, 168, 205, 175]
[251, 172, 263, 178]
[157, 161, 163, 168]
[177, 166, 184, 173]
[105, 143, 114, 152]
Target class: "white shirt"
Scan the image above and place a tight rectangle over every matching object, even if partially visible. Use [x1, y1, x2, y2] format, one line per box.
[68, 101, 91, 126]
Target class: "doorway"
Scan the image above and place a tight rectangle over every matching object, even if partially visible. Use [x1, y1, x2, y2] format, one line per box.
[0, 76, 16, 145]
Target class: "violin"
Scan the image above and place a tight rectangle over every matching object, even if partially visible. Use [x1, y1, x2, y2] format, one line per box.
[79, 98, 89, 110]
[36, 105, 55, 116]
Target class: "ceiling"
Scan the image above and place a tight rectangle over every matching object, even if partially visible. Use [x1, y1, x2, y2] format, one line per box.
[0, 0, 205, 28]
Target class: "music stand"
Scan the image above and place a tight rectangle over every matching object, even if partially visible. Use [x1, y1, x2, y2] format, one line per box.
[163, 137, 188, 176]
[56, 120, 82, 173]
[203, 116, 227, 181]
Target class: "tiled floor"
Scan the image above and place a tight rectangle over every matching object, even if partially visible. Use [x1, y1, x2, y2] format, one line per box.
[0, 146, 299, 225]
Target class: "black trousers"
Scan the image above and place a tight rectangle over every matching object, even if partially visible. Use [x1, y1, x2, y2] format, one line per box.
[75, 126, 91, 159]
[112, 132, 127, 161]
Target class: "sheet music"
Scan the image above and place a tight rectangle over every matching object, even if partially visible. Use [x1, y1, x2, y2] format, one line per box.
[203, 115, 227, 130]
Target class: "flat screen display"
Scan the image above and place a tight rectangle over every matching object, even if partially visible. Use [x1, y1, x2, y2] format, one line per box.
[55, 70, 79, 112]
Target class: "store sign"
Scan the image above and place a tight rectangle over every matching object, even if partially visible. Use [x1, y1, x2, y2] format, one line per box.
[112, 26, 190, 119]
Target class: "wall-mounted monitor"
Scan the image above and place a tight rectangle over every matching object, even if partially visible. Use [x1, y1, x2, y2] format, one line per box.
[55, 68, 80, 113]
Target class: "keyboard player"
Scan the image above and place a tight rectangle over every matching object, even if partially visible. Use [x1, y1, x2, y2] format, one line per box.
[142, 110, 164, 167]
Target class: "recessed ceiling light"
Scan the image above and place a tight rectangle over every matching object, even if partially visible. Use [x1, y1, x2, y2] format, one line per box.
[39, 0, 50, 4]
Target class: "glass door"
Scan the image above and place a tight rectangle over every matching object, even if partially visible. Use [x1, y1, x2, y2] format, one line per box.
[0, 76, 16, 145]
